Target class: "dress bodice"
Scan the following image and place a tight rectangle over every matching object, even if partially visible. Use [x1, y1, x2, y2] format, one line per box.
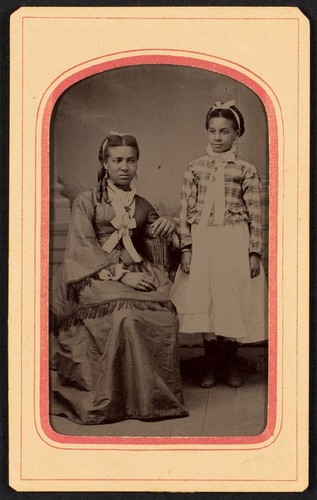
[92, 193, 158, 248]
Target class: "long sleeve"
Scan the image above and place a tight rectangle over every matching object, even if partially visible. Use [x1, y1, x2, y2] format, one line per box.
[55, 190, 119, 304]
[51, 190, 117, 316]
[144, 199, 159, 235]
[64, 191, 114, 277]
[146, 201, 159, 224]
[179, 165, 197, 249]
[132, 196, 159, 240]
[241, 165, 263, 256]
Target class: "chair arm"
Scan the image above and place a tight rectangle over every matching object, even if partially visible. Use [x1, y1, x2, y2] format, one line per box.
[140, 232, 181, 280]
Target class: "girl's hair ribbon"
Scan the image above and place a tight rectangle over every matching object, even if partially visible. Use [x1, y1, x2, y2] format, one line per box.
[211, 100, 241, 130]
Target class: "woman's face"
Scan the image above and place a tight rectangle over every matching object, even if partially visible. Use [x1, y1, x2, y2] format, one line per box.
[105, 146, 138, 190]
[207, 116, 239, 153]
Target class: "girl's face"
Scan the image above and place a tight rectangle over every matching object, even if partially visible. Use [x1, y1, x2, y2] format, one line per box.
[105, 146, 138, 190]
[207, 117, 239, 153]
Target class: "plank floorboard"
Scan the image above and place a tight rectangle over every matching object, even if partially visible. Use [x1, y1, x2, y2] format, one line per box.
[170, 385, 209, 436]
[202, 384, 239, 436]
[49, 348, 268, 437]
[50, 415, 81, 436]
[233, 373, 268, 436]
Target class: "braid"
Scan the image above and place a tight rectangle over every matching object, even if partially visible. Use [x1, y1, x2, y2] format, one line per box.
[96, 138, 109, 203]
[96, 167, 105, 203]
[98, 142, 105, 163]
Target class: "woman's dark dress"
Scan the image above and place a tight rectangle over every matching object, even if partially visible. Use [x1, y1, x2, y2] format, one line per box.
[50, 188, 188, 425]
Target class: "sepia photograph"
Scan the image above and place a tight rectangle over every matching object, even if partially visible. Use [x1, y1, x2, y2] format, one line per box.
[48, 64, 269, 437]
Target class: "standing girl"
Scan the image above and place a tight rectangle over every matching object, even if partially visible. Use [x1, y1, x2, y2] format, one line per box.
[170, 100, 267, 388]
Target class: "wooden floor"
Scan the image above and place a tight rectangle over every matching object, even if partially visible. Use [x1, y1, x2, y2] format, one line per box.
[50, 346, 268, 437]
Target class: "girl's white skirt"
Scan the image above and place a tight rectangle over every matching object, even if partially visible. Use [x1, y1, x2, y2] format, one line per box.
[169, 222, 267, 343]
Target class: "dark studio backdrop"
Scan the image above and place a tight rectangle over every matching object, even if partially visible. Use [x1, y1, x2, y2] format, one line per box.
[52, 64, 268, 213]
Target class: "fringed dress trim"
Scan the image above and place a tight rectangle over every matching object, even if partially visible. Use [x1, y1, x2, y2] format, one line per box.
[140, 238, 171, 271]
[54, 297, 177, 333]
[66, 272, 100, 302]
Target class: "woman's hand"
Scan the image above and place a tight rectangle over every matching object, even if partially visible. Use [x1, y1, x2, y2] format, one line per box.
[180, 251, 192, 274]
[249, 253, 261, 278]
[151, 216, 176, 238]
[119, 272, 157, 291]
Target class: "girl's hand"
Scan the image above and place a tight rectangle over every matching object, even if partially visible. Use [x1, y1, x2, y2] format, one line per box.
[151, 217, 176, 238]
[249, 253, 261, 278]
[181, 251, 192, 274]
[119, 272, 157, 291]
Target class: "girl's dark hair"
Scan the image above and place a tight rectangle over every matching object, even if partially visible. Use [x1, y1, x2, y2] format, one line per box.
[205, 104, 245, 137]
[97, 133, 140, 202]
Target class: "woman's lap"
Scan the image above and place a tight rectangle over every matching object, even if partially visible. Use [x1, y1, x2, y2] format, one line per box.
[50, 307, 188, 425]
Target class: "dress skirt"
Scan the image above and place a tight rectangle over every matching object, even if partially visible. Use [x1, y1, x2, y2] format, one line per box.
[169, 222, 267, 343]
[50, 266, 188, 425]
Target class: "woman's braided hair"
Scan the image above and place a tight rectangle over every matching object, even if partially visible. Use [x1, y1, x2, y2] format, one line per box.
[96, 133, 140, 202]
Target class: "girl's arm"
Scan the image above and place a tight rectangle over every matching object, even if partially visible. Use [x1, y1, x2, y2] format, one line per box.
[249, 253, 261, 278]
[242, 165, 262, 257]
[180, 247, 192, 274]
[179, 165, 196, 249]
[242, 165, 262, 278]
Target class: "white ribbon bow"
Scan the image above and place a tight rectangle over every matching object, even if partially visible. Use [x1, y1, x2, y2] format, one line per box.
[210, 100, 240, 130]
[102, 181, 141, 262]
[110, 130, 131, 137]
[103, 213, 141, 262]
[212, 99, 236, 109]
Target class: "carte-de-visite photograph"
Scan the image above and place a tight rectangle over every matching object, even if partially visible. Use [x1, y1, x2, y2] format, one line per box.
[9, 7, 310, 492]
[48, 63, 269, 438]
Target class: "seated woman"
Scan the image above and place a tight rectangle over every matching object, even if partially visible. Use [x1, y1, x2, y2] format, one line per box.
[50, 133, 188, 425]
